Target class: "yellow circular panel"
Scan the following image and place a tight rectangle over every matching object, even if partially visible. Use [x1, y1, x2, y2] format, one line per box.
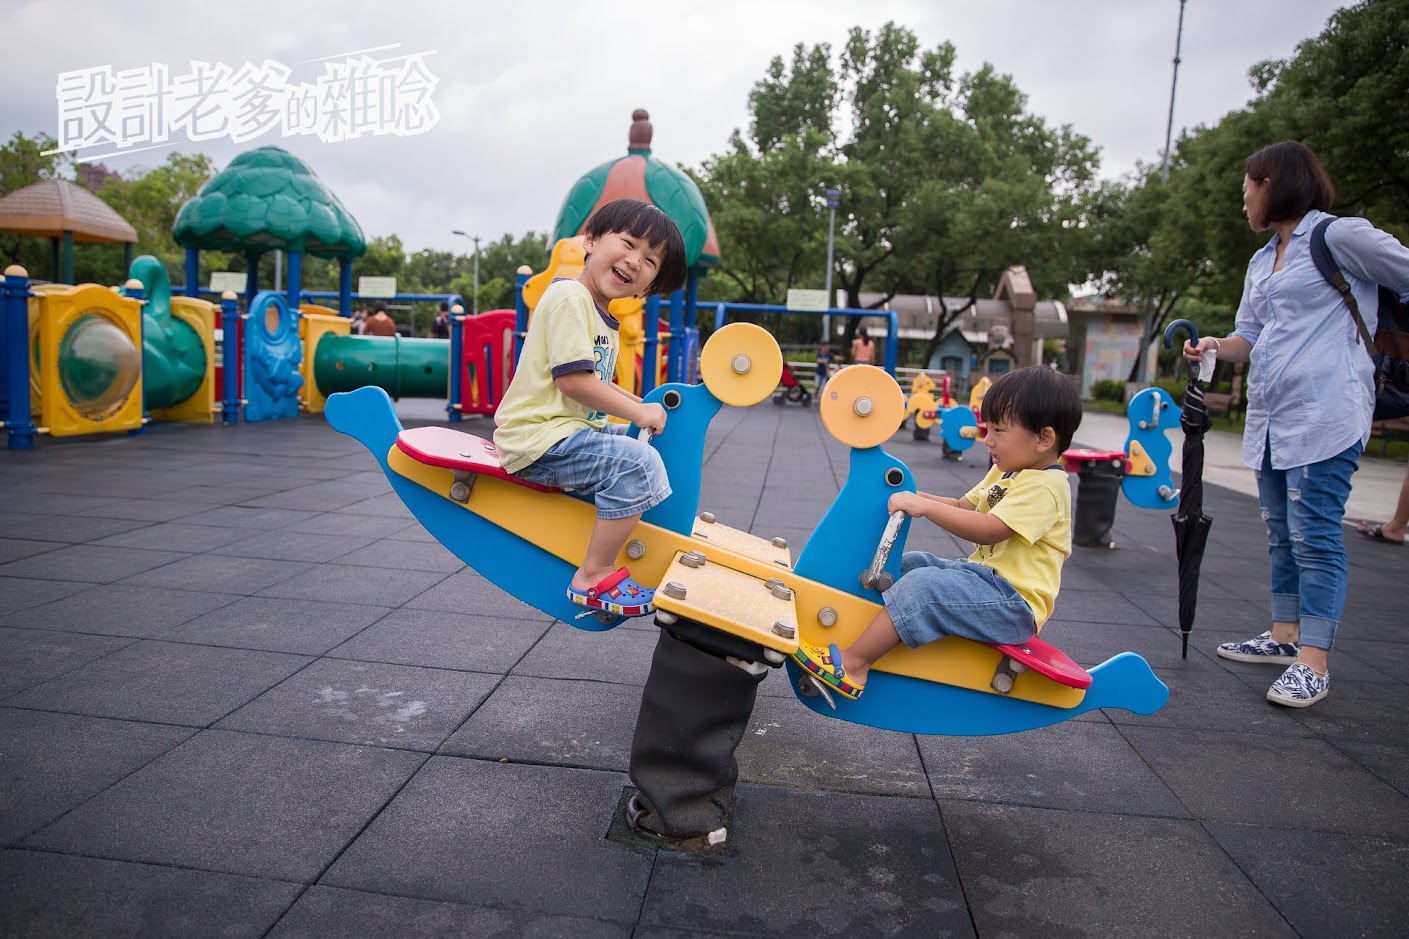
[820, 365, 906, 449]
[699, 322, 784, 406]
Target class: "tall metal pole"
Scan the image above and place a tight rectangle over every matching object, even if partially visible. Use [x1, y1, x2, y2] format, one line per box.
[822, 187, 839, 342]
[1160, 0, 1188, 185]
[472, 235, 481, 315]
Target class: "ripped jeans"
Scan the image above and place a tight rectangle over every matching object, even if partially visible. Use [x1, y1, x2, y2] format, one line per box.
[1256, 440, 1361, 650]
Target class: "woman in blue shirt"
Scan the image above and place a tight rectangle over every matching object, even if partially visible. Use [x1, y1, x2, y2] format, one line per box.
[1183, 141, 1409, 708]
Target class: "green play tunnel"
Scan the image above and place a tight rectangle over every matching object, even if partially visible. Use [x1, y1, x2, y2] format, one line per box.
[312, 334, 451, 400]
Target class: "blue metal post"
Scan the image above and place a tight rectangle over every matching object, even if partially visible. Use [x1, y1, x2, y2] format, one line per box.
[245, 253, 260, 300]
[287, 252, 302, 311]
[447, 302, 464, 423]
[514, 270, 530, 365]
[185, 248, 200, 297]
[2, 267, 36, 450]
[641, 295, 660, 396]
[667, 286, 684, 384]
[884, 309, 899, 375]
[338, 259, 352, 315]
[220, 293, 240, 424]
[126, 282, 148, 436]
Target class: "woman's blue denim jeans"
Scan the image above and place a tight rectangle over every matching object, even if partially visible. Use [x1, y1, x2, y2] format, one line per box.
[1256, 440, 1361, 650]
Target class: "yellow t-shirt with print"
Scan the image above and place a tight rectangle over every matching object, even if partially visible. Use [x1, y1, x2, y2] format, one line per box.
[493, 280, 620, 474]
[963, 464, 1072, 629]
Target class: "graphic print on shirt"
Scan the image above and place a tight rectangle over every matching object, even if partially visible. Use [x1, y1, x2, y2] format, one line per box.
[587, 334, 618, 423]
[974, 473, 1016, 561]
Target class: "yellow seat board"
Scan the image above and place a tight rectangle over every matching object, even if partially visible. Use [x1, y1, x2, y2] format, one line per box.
[653, 553, 799, 653]
[690, 517, 792, 568]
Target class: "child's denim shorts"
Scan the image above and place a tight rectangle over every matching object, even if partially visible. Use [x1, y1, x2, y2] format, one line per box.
[514, 424, 671, 520]
[882, 551, 1037, 647]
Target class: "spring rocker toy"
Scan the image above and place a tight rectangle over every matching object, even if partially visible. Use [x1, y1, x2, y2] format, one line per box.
[327, 323, 1168, 845]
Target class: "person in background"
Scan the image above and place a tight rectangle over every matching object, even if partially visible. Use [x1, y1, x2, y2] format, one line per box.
[351, 307, 368, 335]
[851, 326, 875, 365]
[432, 301, 452, 339]
[1357, 464, 1409, 545]
[1183, 140, 1409, 707]
[363, 301, 398, 337]
[815, 341, 833, 397]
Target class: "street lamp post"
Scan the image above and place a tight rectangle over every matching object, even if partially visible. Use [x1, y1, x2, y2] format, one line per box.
[451, 230, 482, 314]
[822, 187, 840, 342]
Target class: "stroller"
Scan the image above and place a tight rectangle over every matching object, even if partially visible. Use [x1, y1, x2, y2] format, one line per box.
[773, 361, 812, 406]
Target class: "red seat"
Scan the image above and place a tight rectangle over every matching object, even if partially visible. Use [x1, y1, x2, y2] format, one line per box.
[991, 635, 1093, 689]
[394, 426, 556, 492]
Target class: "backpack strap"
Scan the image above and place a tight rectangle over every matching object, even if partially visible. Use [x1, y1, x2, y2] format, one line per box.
[1309, 217, 1378, 352]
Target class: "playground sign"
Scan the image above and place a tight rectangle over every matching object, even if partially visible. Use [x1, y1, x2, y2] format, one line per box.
[786, 289, 829, 312]
[209, 272, 246, 294]
[358, 277, 397, 298]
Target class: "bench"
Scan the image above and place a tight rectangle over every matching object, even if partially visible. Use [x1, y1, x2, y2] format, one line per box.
[1371, 416, 1409, 456]
[1203, 391, 1236, 418]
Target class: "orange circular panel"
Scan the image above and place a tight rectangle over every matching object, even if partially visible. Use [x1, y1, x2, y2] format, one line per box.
[820, 365, 906, 449]
[699, 322, 783, 407]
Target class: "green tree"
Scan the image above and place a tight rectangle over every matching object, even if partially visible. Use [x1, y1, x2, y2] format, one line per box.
[96, 152, 223, 286]
[0, 131, 75, 280]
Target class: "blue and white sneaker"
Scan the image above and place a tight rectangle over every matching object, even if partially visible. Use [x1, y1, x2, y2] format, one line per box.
[1216, 631, 1299, 664]
[1266, 662, 1330, 708]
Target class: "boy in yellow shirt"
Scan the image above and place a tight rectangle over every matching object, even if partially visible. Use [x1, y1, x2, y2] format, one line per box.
[494, 199, 687, 616]
[794, 366, 1083, 698]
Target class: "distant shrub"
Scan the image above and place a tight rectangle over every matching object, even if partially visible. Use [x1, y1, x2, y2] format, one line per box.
[1091, 379, 1125, 402]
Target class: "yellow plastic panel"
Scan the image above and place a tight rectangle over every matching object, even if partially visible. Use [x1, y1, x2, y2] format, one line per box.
[33, 284, 144, 437]
[820, 365, 906, 449]
[690, 515, 791, 568]
[300, 312, 351, 414]
[150, 296, 216, 425]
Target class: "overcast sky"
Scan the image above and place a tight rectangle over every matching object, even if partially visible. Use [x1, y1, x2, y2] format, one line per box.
[2, 0, 1347, 257]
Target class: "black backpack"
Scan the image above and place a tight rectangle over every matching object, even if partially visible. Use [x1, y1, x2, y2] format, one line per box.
[1308, 217, 1409, 421]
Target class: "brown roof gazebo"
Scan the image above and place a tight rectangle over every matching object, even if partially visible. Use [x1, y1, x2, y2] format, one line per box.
[0, 179, 138, 284]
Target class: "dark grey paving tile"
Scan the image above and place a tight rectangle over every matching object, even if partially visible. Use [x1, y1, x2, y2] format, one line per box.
[1284, 677, 1409, 747]
[0, 709, 193, 843]
[330, 539, 466, 573]
[0, 539, 62, 565]
[1124, 725, 1409, 839]
[322, 758, 649, 920]
[267, 885, 631, 939]
[209, 530, 375, 563]
[1047, 588, 1162, 626]
[1207, 824, 1409, 939]
[0, 493, 114, 515]
[440, 675, 640, 770]
[25, 730, 424, 882]
[163, 483, 286, 504]
[259, 564, 447, 607]
[1106, 652, 1315, 736]
[122, 554, 315, 595]
[329, 607, 548, 673]
[0, 850, 301, 938]
[1334, 740, 1409, 797]
[943, 802, 1294, 938]
[87, 498, 211, 522]
[1, 584, 235, 638]
[167, 596, 393, 655]
[218, 658, 497, 752]
[383, 523, 438, 542]
[18, 514, 154, 544]
[402, 568, 549, 621]
[175, 505, 320, 530]
[244, 483, 389, 512]
[279, 513, 418, 539]
[0, 577, 90, 615]
[337, 492, 415, 519]
[0, 628, 133, 699]
[1335, 636, 1409, 684]
[641, 783, 971, 937]
[736, 696, 930, 796]
[0, 544, 186, 583]
[8, 641, 311, 726]
[511, 622, 660, 687]
[90, 522, 251, 553]
[918, 719, 1187, 817]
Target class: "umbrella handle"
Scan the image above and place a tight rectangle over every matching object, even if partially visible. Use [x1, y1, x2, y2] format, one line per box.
[1162, 319, 1199, 349]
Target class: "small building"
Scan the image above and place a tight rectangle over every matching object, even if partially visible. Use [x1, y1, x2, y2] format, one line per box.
[856, 267, 1068, 396]
[1064, 295, 1153, 397]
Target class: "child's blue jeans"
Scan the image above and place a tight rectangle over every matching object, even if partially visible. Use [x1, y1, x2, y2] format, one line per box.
[882, 551, 1037, 648]
[1255, 440, 1361, 650]
[513, 424, 670, 520]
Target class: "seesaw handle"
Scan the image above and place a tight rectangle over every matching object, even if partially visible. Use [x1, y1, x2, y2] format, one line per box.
[862, 510, 906, 591]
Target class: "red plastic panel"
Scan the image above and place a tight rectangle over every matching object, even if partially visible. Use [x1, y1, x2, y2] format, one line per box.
[991, 635, 1093, 689]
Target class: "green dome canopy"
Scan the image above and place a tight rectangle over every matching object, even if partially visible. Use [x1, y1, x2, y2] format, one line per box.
[552, 110, 720, 273]
[174, 146, 366, 260]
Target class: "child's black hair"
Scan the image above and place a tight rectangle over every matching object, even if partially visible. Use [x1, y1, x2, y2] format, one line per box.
[980, 366, 1083, 453]
[583, 198, 688, 296]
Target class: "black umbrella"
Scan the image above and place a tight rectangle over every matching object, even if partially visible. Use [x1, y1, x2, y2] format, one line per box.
[1163, 319, 1214, 659]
